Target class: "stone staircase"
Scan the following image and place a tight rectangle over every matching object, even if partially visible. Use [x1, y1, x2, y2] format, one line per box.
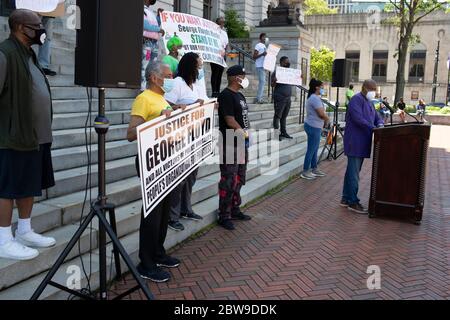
[0, 24, 316, 300]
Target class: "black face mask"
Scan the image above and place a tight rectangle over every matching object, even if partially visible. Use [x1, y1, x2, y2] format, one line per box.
[283, 63, 291, 68]
[24, 26, 47, 46]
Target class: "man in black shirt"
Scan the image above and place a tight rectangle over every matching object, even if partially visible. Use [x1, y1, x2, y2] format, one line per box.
[217, 65, 252, 230]
[271, 56, 293, 140]
[396, 97, 406, 123]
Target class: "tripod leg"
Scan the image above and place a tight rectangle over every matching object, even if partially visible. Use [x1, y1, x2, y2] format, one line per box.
[108, 207, 122, 280]
[96, 210, 154, 300]
[31, 209, 97, 300]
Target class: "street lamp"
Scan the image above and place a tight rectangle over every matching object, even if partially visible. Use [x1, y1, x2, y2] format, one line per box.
[432, 30, 445, 104]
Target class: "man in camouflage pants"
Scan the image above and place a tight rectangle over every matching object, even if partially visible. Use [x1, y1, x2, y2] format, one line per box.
[217, 65, 252, 230]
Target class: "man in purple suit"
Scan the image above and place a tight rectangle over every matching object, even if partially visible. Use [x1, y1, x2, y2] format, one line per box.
[340, 79, 384, 214]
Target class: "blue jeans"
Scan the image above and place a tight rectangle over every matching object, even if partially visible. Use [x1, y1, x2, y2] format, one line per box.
[38, 17, 53, 69]
[303, 122, 322, 172]
[256, 67, 266, 102]
[342, 156, 364, 205]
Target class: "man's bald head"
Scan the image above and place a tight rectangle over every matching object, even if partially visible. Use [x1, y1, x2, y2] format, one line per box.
[8, 9, 42, 33]
[362, 79, 377, 91]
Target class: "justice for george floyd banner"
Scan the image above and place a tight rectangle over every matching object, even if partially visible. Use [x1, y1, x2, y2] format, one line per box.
[137, 101, 216, 218]
[159, 11, 227, 67]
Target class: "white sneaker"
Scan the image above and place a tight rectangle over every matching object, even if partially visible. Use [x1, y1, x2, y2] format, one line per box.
[15, 230, 56, 248]
[300, 171, 316, 180]
[312, 169, 327, 177]
[0, 240, 39, 260]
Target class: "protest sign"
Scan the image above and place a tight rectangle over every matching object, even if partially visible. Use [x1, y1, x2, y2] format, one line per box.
[137, 101, 216, 218]
[263, 44, 281, 72]
[160, 11, 226, 67]
[275, 66, 302, 86]
[15, 0, 62, 13]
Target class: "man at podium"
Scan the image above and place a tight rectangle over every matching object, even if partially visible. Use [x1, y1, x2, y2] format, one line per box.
[341, 79, 384, 214]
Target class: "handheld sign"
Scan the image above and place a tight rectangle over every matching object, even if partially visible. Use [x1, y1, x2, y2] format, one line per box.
[160, 11, 227, 67]
[263, 44, 281, 72]
[275, 66, 302, 86]
[137, 101, 216, 218]
[15, 0, 62, 13]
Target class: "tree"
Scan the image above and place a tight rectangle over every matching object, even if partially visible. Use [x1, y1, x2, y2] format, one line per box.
[310, 46, 336, 82]
[224, 8, 249, 38]
[305, 0, 338, 15]
[384, 0, 448, 104]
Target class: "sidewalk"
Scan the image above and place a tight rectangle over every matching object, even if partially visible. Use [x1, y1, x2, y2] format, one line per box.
[111, 125, 450, 300]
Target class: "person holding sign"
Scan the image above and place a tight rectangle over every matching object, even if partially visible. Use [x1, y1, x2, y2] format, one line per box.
[210, 17, 229, 98]
[141, 0, 165, 91]
[0, 9, 56, 260]
[164, 52, 206, 232]
[271, 56, 294, 141]
[127, 61, 181, 283]
[253, 33, 269, 104]
[217, 65, 252, 231]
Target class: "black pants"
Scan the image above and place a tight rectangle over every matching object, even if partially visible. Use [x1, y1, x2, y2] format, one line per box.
[273, 95, 291, 135]
[211, 63, 225, 97]
[135, 155, 170, 270]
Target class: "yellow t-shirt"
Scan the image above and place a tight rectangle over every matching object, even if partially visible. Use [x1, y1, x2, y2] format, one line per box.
[131, 89, 172, 122]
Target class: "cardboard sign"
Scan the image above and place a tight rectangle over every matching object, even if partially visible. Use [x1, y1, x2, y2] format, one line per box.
[159, 11, 226, 67]
[39, 2, 65, 17]
[275, 66, 302, 86]
[137, 101, 216, 218]
[263, 44, 281, 72]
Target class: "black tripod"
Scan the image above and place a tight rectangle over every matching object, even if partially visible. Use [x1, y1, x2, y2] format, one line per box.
[31, 88, 153, 300]
[319, 87, 345, 162]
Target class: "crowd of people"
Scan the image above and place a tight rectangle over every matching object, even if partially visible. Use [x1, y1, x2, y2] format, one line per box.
[0, 2, 428, 287]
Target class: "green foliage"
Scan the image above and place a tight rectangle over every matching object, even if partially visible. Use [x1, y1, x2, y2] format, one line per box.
[405, 105, 416, 113]
[305, 0, 338, 15]
[224, 9, 249, 39]
[310, 46, 335, 82]
[440, 107, 450, 114]
[426, 106, 441, 112]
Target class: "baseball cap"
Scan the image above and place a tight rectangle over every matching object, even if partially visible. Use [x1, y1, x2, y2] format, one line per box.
[227, 65, 246, 76]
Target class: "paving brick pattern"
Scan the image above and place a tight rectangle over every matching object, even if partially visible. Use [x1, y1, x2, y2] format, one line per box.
[111, 125, 450, 300]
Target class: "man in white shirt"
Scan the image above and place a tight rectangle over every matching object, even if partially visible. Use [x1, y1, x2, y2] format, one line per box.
[210, 17, 229, 98]
[253, 33, 268, 104]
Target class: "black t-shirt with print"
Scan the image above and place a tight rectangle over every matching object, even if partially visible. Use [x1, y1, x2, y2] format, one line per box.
[218, 88, 250, 148]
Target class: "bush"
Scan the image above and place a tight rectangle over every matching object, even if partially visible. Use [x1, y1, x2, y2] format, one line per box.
[440, 107, 450, 114]
[224, 9, 249, 39]
[404, 105, 416, 114]
[426, 106, 441, 113]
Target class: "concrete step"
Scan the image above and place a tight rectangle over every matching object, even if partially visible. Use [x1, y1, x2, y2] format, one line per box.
[51, 87, 139, 100]
[0, 133, 318, 296]
[52, 111, 129, 131]
[0, 139, 331, 300]
[52, 98, 135, 114]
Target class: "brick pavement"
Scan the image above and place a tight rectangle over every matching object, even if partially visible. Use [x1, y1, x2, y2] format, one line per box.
[111, 125, 450, 300]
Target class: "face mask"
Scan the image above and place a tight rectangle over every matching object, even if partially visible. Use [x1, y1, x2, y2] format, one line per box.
[238, 77, 249, 89]
[197, 68, 204, 80]
[284, 63, 291, 68]
[24, 26, 46, 46]
[320, 88, 325, 96]
[366, 91, 376, 101]
[265, 37, 269, 45]
[162, 78, 175, 93]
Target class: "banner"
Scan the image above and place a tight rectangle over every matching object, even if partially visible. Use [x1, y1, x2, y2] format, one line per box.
[159, 11, 226, 67]
[15, 0, 64, 13]
[263, 44, 281, 72]
[137, 101, 216, 218]
[275, 66, 302, 86]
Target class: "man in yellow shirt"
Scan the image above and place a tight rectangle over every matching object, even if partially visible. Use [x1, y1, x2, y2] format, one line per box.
[127, 61, 182, 283]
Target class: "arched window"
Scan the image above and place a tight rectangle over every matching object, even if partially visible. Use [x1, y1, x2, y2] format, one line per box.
[409, 43, 427, 83]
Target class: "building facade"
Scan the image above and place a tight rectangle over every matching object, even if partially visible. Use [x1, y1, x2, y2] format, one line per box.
[306, 11, 450, 104]
[327, 0, 387, 14]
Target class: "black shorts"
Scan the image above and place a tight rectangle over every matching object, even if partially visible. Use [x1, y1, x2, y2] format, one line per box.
[0, 143, 55, 199]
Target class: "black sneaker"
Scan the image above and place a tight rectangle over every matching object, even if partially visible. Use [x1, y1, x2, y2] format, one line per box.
[218, 218, 235, 230]
[280, 133, 293, 139]
[348, 203, 367, 214]
[157, 256, 181, 268]
[43, 68, 57, 76]
[168, 220, 185, 231]
[137, 264, 170, 283]
[231, 211, 252, 221]
[181, 212, 203, 221]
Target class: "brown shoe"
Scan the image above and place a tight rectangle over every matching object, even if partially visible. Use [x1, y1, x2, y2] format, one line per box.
[348, 203, 367, 214]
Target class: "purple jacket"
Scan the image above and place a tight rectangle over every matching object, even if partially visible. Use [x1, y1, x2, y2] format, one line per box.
[344, 92, 383, 158]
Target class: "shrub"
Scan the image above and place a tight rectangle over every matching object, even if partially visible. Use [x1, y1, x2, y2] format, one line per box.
[224, 9, 249, 39]
[426, 106, 441, 113]
[440, 107, 450, 114]
[404, 105, 416, 114]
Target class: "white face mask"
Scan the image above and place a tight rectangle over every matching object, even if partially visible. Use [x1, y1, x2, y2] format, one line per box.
[238, 77, 249, 89]
[265, 37, 269, 45]
[366, 91, 376, 101]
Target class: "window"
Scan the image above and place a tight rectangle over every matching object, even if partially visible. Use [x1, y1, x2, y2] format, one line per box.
[372, 51, 388, 82]
[174, 0, 181, 12]
[0, 0, 15, 17]
[203, 0, 212, 20]
[409, 50, 426, 83]
[174, 0, 189, 13]
[345, 51, 360, 83]
[301, 58, 308, 86]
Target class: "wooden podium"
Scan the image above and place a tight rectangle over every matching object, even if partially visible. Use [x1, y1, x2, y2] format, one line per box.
[368, 123, 431, 224]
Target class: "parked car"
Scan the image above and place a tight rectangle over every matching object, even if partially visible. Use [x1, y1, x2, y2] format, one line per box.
[426, 102, 447, 108]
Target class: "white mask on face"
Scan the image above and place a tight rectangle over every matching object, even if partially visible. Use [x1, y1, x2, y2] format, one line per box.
[265, 37, 269, 45]
[239, 77, 249, 89]
[366, 91, 376, 101]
